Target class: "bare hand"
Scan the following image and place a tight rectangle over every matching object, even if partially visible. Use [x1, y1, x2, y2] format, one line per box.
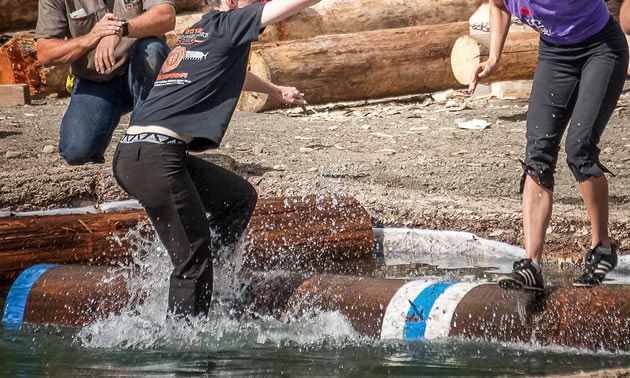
[278, 86, 307, 112]
[468, 59, 499, 94]
[85, 13, 122, 48]
[94, 34, 121, 74]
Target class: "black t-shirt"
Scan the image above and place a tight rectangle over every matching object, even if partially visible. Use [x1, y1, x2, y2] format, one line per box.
[129, 2, 266, 151]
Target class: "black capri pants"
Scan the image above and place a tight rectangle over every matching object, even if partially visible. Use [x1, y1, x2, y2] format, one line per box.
[113, 138, 258, 316]
[522, 17, 628, 191]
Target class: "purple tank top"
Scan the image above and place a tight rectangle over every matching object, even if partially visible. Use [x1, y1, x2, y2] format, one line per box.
[503, 0, 610, 44]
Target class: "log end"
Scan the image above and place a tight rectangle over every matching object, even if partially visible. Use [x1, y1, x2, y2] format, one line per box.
[450, 35, 483, 85]
[237, 49, 272, 112]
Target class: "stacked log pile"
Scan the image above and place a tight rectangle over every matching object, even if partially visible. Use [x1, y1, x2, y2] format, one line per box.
[1, 0, 484, 102]
[238, 22, 470, 112]
[0, 1, 625, 104]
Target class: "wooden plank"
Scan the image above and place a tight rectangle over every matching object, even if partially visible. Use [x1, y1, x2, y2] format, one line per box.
[0, 84, 30, 106]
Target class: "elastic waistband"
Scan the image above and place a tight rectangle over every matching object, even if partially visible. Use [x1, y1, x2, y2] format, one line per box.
[121, 132, 187, 146]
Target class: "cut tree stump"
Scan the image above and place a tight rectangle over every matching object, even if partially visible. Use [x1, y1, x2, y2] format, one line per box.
[0, 34, 68, 99]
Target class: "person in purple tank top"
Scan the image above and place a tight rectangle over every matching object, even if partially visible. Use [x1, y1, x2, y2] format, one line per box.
[469, 0, 628, 291]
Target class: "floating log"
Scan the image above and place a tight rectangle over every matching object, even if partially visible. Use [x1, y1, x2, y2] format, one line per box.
[258, 0, 485, 43]
[6, 264, 630, 352]
[241, 196, 375, 273]
[238, 22, 469, 112]
[1, 265, 132, 327]
[450, 32, 540, 85]
[0, 195, 375, 281]
[0, 209, 145, 282]
[0, 34, 68, 99]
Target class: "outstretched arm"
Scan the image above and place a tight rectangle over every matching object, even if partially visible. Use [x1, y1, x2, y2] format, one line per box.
[469, 0, 511, 94]
[244, 71, 308, 111]
[260, 0, 321, 28]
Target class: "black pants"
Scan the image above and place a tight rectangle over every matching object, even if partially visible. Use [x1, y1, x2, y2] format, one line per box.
[522, 17, 628, 191]
[113, 141, 258, 316]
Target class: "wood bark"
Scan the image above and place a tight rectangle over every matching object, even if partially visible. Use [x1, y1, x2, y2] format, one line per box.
[0, 209, 147, 282]
[450, 32, 539, 85]
[238, 22, 469, 112]
[241, 196, 375, 274]
[16, 266, 630, 353]
[0, 34, 68, 99]
[0, 196, 375, 281]
[22, 265, 133, 327]
[258, 0, 485, 43]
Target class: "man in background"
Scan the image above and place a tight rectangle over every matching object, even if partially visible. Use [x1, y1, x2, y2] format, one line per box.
[36, 0, 176, 165]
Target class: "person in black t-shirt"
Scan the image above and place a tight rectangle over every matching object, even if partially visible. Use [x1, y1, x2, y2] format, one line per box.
[112, 0, 321, 318]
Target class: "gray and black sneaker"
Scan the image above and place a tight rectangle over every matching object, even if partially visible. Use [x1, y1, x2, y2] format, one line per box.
[572, 242, 618, 288]
[497, 259, 544, 292]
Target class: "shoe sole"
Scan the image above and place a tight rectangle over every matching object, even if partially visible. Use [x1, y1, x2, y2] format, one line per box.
[497, 276, 544, 292]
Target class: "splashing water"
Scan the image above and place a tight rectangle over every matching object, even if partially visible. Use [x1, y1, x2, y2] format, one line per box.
[76, 225, 361, 350]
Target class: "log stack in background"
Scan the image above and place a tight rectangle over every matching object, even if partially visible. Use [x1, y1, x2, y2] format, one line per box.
[257, 0, 485, 43]
[1, 0, 484, 104]
[0, 1, 625, 104]
[238, 22, 470, 112]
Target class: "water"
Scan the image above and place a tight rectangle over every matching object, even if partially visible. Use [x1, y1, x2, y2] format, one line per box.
[3, 227, 630, 376]
[3, 311, 630, 376]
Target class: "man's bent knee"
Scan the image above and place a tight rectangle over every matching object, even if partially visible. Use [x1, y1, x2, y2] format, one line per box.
[59, 144, 104, 165]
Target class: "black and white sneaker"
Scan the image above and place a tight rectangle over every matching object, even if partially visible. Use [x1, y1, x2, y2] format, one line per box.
[497, 259, 544, 292]
[572, 242, 618, 288]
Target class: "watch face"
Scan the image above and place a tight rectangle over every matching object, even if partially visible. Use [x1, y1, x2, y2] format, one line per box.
[119, 20, 129, 36]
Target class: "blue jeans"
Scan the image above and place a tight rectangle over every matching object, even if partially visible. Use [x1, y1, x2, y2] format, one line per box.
[59, 38, 170, 165]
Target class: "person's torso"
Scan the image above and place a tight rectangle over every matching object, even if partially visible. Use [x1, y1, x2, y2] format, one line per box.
[130, 3, 265, 151]
[37, 0, 151, 81]
[503, 0, 610, 44]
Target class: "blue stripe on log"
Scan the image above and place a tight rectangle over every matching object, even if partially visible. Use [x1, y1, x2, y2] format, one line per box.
[2, 264, 57, 329]
[403, 281, 456, 339]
